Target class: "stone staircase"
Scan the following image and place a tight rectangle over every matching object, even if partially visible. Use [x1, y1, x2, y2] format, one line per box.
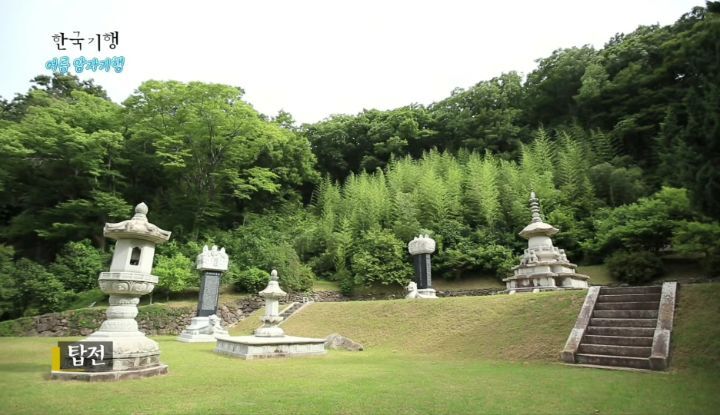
[279, 302, 304, 320]
[562, 283, 677, 370]
[576, 286, 660, 369]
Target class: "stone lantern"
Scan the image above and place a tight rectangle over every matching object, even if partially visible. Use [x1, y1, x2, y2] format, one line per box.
[255, 269, 286, 337]
[214, 269, 326, 359]
[53, 202, 171, 380]
[503, 192, 589, 293]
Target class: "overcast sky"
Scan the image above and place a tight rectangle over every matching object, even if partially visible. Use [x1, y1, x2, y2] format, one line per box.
[0, 0, 704, 124]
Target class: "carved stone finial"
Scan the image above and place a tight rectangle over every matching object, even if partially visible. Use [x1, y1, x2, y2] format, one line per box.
[529, 192, 542, 223]
[135, 202, 148, 215]
[271, 269, 278, 281]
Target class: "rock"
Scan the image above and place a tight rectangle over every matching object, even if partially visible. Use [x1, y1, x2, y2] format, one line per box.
[325, 333, 363, 351]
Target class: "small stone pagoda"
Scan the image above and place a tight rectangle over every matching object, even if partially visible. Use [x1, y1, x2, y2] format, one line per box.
[214, 270, 326, 359]
[503, 192, 589, 293]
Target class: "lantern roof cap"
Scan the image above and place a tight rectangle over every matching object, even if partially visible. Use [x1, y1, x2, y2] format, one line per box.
[103, 202, 171, 244]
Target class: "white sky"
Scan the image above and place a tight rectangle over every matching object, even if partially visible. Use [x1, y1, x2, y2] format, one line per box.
[0, 0, 704, 124]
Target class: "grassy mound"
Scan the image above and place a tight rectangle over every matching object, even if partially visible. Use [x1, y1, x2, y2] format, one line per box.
[233, 290, 586, 361]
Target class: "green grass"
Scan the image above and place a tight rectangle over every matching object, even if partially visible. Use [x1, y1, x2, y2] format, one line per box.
[1, 285, 718, 414]
[313, 279, 341, 291]
[433, 274, 505, 290]
[280, 291, 586, 360]
[577, 264, 615, 285]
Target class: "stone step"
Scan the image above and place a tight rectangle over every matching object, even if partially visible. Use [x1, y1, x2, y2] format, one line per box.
[599, 286, 662, 295]
[586, 326, 656, 337]
[578, 344, 652, 357]
[589, 318, 657, 327]
[576, 353, 651, 370]
[596, 293, 661, 303]
[582, 335, 653, 347]
[594, 301, 660, 310]
[279, 303, 303, 318]
[593, 309, 659, 319]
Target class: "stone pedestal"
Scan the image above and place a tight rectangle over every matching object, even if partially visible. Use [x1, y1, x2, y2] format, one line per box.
[215, 335, 326, 360]
[178, 246, 229, 343]
[51, 203, 171, 381]
[177, 316, 229, 343]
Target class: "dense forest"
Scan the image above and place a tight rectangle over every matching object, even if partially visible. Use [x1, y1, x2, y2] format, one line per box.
[1, 3, 718, 319]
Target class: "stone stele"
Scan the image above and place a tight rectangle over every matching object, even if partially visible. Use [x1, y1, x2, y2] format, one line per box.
[51, 203, 171, 381]
[178, 245, 230, 342]
[502, 192, 589, 293]
[215, 270, 326, 359]
[407, 234, 437, 299]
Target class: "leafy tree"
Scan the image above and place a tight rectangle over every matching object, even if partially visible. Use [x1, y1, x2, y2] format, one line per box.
[0, 245, 18, 320]
[7, 258, 68, 317]
[0, 87, 128, 259]
[124, 80, 318, 238]
[672, 221, 720, 276]
[430, 72, 525, 154]
[584, 187, 697, 258]
[49, 239, 109, 292]
[525, 46, 598, 126]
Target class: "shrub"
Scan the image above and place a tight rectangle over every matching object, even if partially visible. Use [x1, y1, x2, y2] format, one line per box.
[234, 267, 271, 293]
[348, 229, 412, 289]
[435, 242, 516, 280]
[672, 221, 720, 277]
[153, 252, 194, 299]
[606, 250, 664, 284]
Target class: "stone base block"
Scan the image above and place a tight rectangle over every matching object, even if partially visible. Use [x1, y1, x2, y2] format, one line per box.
[50, 364, 168, 382]
[177, 316, 228, 343]
[506, 286, 586, 294]
[111, 353, 161, 371]
[215, 335, 326, 360]
[416, 288, 437, 298]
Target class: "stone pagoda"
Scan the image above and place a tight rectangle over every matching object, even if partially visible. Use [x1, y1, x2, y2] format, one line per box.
[52, 202, 171, 380]
[503, 192, 589, 293]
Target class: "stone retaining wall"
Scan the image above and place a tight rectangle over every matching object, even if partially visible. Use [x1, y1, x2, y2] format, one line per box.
[1, 287, 504, 337]
[1, 297, 265, 337]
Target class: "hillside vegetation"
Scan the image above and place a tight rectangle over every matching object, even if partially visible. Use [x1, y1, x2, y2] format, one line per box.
[2, 4, 719, 321]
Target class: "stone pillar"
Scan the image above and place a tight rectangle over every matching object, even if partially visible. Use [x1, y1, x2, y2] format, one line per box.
[51, 203, 171, 380]
[178, 245, 229, 343]
[255, 270, 286, 337]
[407, 235, 437, 299]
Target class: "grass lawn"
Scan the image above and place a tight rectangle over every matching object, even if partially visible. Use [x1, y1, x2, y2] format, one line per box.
[433, 274, 505, 290]
[1, 285, 718, 414]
